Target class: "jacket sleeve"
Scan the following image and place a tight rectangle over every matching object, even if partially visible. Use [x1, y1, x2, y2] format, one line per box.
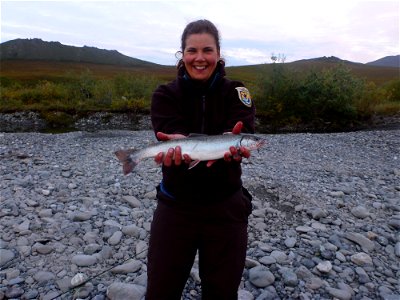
[223, 81, 256, 134]
[151, 84, 189, 138]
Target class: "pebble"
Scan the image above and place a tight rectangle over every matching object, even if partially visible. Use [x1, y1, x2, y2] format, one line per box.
[0, 129, 399, 299]
[248, 266, 275, 287]
[71, 254, 97, 266]
[106, 282, 146, 300]
[351, 252, 373, 266]
[111, 260, 142, 274]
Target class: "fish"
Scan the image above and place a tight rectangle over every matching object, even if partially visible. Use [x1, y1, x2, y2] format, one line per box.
[115, 133, 265, 175]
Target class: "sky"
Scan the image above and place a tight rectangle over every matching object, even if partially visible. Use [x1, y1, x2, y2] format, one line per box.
[1, 0, 399, 66]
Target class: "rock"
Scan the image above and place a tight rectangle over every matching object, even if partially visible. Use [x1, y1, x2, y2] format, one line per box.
[344, 232, 375, 252]
[72, 211, 93, 221]
[280, 268, 298, 286]
[122, 195, 142, 208]
[108, 230, 123, 245]
[122, 224, 141, 237]
[106, 282, 146, 300]
[284, 237, 297, 248]
[248, 266, 275, 287]
[388, 217, 400, 229]
[71, 254, 97, 266]
[238, 289, 254, 300]
[351, 206, 370, 219]
[33, 271, 55, 283]
[111, 260, 142, 274]
[296, 225, 313, 233]
[270, 250, 287, 263]
[351, 252, 373, 266]
[0, 249, 15, 267]
[71, 273, 88, 287]
[316, 261, 332, 273]
[326, 287, 352, 300]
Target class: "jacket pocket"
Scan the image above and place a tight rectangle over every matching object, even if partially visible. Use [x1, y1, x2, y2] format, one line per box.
[242, 187, 253, 217]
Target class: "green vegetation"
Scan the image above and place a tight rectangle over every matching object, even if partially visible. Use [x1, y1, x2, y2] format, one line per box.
[0, 69, 160, 113]
[0, 60, 399, 131]
[253, 63, 399, 130]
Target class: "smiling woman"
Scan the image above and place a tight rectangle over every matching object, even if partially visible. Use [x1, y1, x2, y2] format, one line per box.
[145, 19, 256, 299]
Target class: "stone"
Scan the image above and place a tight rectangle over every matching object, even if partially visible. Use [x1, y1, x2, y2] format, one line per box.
[71, 254, 97, 267]
[351, 252, 373, 266]
[316, 261, 332, 273]
[344, 232, 375, 252]
[248, 266, 275, 287]
[111, 260, 142, 274]
[106, 282, 146, 300]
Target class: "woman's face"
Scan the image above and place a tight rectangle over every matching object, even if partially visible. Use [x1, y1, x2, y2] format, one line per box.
[182, 33, 220, 82]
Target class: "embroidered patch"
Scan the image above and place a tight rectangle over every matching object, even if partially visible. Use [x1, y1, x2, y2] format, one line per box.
[235, 87, 252, 107]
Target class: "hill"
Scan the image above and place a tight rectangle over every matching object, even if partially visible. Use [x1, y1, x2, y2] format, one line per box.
[366, 55, 400, 68]
[0, 39, 398, 86]
[0, 38, 162, 68]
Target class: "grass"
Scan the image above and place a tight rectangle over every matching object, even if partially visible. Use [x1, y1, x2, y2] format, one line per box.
[1, 59, 399, 131]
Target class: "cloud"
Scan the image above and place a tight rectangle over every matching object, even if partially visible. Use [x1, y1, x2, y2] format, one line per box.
[1, 0, 398, 65]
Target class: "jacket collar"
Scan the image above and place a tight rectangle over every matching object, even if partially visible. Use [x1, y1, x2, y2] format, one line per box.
[178, 60, 226, 92]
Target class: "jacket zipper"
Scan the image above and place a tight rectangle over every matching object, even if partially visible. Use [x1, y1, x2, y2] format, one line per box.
[201, 95, 206, 133]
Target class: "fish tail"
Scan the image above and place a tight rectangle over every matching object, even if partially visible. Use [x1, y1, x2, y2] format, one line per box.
[115, 149, 138, 175]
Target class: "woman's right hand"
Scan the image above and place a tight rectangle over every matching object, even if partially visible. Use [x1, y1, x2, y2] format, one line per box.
[154, 132, 191, 166]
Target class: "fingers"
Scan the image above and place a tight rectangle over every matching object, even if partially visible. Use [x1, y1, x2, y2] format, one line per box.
[155, 146, 185, 167]
[174, 146, 182, 166]
[156, 132, 186, 141]
[224, 146, 241, 162]
[154, 152, 164, 164]
[183, 154, 192, 164]
[240, 146, 251, 159]
[231, 121, 243, 135]
[156, 132, 170, 141]
[223, 146, 251, 163]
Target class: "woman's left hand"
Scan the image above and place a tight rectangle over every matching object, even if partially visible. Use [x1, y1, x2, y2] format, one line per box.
[206, 121, 250, 167]
[223, 121, 251, 163]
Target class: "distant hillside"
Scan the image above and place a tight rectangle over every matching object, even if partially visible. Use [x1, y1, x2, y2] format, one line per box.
[0, 38, 162, 67]
[293, 56, 363, 65]
[366, 55, 400, 68]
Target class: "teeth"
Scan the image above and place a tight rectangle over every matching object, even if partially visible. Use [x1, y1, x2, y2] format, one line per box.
[195, 66, 206, 70]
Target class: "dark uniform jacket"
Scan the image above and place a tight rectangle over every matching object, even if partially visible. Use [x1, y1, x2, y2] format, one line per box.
[151, 61, 255, 202]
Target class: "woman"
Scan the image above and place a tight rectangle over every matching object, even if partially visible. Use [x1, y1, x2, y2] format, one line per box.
[147, 19, 255, 299]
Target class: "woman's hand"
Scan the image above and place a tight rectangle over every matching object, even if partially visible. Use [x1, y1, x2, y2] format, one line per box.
[223, 121, 250, 163]
[154, 132, 191, 167]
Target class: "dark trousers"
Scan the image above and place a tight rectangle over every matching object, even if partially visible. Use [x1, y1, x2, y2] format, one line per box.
[146, 188, 252, 300]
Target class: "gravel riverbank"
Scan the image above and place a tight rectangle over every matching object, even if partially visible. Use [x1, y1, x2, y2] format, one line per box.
[0, 129, 399, 300]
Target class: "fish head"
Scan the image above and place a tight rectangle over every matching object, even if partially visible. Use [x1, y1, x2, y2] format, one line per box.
[240, 135, 266, 150]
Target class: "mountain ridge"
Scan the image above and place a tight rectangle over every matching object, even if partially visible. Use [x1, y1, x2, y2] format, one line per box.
[0, 38, 163, 68]
[1, 38, 399, 68]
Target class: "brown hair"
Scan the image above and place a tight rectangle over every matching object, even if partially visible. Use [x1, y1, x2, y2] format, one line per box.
[181, 19, 221, 52]
[177, 19, 221, 68]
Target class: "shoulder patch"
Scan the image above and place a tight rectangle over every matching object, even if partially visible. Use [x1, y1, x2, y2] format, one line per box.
[235, 87, 252, 107]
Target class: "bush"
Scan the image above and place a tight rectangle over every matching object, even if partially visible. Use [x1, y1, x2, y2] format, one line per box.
[256, 64, 368, 129]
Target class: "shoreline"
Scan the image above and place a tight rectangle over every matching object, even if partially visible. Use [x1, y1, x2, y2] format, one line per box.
[1, 111, 399, 134]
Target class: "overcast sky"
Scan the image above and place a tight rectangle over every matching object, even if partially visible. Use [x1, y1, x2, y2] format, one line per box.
[1, 0, 399, 66]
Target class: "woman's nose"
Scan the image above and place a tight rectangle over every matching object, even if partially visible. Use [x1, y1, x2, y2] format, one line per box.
[194, 51, 206, 61]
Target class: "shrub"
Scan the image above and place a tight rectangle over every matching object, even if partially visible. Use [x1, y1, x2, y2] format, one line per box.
[256, 64, 368, 129]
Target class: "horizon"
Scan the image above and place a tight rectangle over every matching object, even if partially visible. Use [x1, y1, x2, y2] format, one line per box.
[2, 37, 398, 67]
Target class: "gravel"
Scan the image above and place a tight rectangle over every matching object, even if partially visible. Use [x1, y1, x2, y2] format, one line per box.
[0, 129, 399, 300]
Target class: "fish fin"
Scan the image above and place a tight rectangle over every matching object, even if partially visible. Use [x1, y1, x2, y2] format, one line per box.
[206, 160, 217, 167]
[115, 149, 138, 175]
[188, 160, 201, 170]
